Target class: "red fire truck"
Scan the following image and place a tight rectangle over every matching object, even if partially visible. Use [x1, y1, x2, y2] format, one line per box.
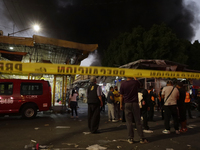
[0, 79, 52, 119]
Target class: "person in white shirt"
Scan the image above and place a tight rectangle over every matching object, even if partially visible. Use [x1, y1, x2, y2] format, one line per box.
[161, 80, 179, 134]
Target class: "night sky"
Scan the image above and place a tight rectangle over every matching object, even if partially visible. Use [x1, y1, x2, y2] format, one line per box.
[0, 0, 200, 65]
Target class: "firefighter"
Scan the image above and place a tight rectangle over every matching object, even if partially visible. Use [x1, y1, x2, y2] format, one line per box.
[147, 86, 156, 121]
[185, 91, 193, 119]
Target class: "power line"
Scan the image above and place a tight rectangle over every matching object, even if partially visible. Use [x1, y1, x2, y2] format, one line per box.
[3, 0, 19, 34]
[11, 0, 31, 37]
[0, 25, 13, 30]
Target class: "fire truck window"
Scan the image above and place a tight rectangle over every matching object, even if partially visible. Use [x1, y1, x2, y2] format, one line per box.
[20, 83, 43, 95]
[0, 82, 13, 95]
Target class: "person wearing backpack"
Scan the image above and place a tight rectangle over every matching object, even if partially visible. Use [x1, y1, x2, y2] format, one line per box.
[138, 83, 153, 133]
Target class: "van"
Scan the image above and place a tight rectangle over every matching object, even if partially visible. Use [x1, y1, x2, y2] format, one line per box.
[0, 79, 52, 119]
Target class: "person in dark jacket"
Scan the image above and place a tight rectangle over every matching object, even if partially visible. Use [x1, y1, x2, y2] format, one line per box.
[176, 82, 187, 133]
[100, 92, 106, 112]
[138, 83, 153, 133]
[159, 87, 164, 120]
[147, 86, 156, 121]
[87, 76, 103, 134]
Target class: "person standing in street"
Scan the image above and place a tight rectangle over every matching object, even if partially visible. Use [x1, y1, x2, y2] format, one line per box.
[147, 86, 156, 122]
[100, 92, 106, 112]
[161, 80, 180, 134]
[68, 89, 79, 118]
[159, 87, 164, 120]
[113, 86, 121, 120]
[138, 83, 153, 133]
[176, 82, 187, 133]
[185, 91, 193, 119]
[120, 77, 148, 144]
[87, 76, 103, 134]
[107, 87, 118, 122]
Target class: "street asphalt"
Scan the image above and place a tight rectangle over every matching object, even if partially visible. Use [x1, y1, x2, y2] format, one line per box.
[1, 101, 200, 150]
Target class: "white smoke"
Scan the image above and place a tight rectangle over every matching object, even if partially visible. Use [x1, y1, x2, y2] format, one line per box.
[80, 50, 101, 66]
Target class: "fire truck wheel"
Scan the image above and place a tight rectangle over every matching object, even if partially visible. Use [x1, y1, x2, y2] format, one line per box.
[22, 104, 37, 119]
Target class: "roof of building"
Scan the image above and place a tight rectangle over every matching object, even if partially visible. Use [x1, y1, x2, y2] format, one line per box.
[0, 35, 98, 64]
[119, 59, 188, 71]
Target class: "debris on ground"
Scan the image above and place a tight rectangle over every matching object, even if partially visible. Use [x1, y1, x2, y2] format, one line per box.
[170, 139, 179, 144]
[83, 132, 91, 135]
[117, 146, 122, 149]
[187, 124, 196, 129]
[62, 143, 79, 148]
[55, 126, 70, 129]
[86, 144, 107, 150]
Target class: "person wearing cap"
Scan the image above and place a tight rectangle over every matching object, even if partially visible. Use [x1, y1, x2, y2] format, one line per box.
[120, 77, 148, 144]
[87, 76, 103, 134]
[176, 82, 187, 133]
[161, 80, 180, 134]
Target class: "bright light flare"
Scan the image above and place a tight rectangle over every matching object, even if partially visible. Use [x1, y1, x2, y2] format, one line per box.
[9, 47, 13, 50]
[33, 25, 40, 31]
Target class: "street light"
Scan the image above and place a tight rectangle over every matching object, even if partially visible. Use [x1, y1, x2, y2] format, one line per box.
[8, 24, 40, 36]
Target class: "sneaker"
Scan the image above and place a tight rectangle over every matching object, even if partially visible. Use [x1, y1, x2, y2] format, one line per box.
[140, 138, 149, 144]
[180, 128, 188, 133]
[143, 129, 153, 133]
[162, 129, 170, 134]
[71, 116, 74, 118]
[108, 119, 111, 122]
[112, 119, 118, 122]
[76, 116, 79, 118]
[127, 138, 133, 144]
[184, 128, 188, 132]
[175, 130, 180, 134]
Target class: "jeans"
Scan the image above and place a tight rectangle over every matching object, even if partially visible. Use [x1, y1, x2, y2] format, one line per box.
[164, 105, 179, 130]
[107, 103, 115, 120]
[125, 103, 144, 139]
[70, 101, 78, 116]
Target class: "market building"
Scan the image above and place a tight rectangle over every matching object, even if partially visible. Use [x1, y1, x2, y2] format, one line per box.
[0, 34, 98, 108]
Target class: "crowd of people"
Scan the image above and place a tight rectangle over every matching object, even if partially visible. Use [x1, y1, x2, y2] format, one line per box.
[69, 76, 195, 144]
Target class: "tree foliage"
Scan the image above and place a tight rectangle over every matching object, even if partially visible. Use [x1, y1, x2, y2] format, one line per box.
[102, 23, 199, 69]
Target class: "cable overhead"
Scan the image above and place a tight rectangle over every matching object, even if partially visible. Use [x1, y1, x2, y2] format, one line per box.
[11, 0, 31, 37]
[18, 0, 32, 36]
[3, 0, 19, 34]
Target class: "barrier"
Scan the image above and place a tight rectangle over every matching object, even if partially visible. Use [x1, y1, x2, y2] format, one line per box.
[0, 60, 199, 79]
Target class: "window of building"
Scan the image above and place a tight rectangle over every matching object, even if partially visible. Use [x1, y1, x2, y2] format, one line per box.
[21, 83, 43, 95]
[0, 82, 13, 95]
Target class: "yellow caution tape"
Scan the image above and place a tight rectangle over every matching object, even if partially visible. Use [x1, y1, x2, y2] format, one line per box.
[0, 60, 199, 79]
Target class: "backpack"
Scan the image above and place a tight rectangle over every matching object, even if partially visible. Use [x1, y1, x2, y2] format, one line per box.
[138, 91, 146, 108]
[138, 92, 143, 108]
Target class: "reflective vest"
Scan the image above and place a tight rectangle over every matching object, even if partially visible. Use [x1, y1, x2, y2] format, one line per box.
[185, 92, 190, 103]
[148, 90, 155, 101]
